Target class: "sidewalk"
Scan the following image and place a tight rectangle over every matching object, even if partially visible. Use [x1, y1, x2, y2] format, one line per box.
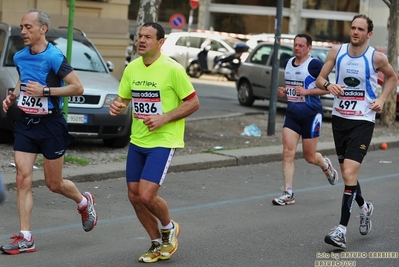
[2, 135, 398, 189]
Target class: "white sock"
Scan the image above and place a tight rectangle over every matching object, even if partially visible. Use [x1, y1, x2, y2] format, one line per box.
[152, 238, 162, 244]
[285, 186, 293, 195]
[20, 230, 31, 241]
[359, 203, 368, 215]
[323, 162, 329, 171]
[77, 195, 88, 209]
[338, 225, 347, 235]
[161, 221, 173, 230]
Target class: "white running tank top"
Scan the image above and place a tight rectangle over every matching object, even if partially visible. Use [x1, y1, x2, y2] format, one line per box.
[284, 56, 315, 103]
[333, 43, 378, 122]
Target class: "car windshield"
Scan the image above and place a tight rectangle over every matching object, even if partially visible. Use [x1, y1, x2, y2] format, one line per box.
[5, 36, 107, 73]
[310, 46, 336, 75]
[310, 47, 330, 62]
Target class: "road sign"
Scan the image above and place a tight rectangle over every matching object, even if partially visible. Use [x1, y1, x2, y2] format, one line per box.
[190, 0, 199, 9]
[169, 13, 186, 30]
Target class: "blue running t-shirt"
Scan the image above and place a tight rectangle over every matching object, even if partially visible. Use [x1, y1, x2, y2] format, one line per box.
[14, 43, 74, 110]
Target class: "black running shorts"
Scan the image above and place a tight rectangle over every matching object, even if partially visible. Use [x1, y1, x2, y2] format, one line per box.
[13, 114, 75, 159]
[332, 115, 374, 164]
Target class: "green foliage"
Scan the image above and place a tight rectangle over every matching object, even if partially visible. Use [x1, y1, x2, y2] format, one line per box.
[35, 154, 90, 167]
[64, 155, 90, 166]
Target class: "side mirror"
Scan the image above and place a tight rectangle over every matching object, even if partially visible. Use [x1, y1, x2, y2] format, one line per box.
[106, 61, 114, 72]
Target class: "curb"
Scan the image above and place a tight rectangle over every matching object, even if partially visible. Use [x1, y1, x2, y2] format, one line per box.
[2, 136, 398, 190]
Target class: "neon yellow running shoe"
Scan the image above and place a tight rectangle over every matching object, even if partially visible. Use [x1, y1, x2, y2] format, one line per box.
[160, 221, 180, 260]
[138, 241, 162, 263]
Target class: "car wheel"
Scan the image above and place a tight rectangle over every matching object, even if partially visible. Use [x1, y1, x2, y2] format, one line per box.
[237, 80, 255, 106]
[103, 131, 130, 148]
[186, 62, 202, 78]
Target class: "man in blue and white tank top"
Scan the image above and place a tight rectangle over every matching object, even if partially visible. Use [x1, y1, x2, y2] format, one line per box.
[272, 33, 338, 206]
[316, 14, 397, 249]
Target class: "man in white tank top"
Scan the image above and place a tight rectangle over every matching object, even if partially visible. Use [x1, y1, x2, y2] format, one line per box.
[272, 33, 339, 206]
[316, 14, 397, 249]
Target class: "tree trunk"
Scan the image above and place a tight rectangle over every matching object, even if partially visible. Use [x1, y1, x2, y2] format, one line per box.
[131, 0, 162, 60]
[381, 0, 398, 125]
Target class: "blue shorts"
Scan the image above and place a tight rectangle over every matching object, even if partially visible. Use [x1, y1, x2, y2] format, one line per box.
[282, 113, 322, 139]
[13, 114, 75, 160]
[125, 143, 175, 185]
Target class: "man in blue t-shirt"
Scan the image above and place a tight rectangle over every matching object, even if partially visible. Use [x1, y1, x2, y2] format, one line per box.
[1, 9, 97, 255]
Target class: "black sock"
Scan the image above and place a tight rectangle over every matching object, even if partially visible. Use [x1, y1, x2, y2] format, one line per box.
[355, 181, 365, 207]
[339, 185, 357, 227]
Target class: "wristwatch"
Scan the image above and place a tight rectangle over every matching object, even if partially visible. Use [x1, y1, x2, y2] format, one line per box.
[323, 81, 331, 91]
[43, 86, 50, 96]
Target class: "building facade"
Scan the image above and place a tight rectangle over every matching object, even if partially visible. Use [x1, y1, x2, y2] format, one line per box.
[196, 0, 389, 47]
[0, 1, 391, 80]
[130, 0, 389, 48]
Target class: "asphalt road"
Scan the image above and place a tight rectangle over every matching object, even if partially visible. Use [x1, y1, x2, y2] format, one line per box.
[0, 147, 398, 267]
[188, 75, 286, 120]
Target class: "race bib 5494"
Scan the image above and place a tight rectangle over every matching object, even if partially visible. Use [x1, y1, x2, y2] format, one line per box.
[17, 84, 49, 114]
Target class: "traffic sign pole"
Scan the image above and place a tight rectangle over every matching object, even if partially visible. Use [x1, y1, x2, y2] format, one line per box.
[188, 0, 199, 32]
[186, 0, 199, 68]
[188, 9, 194, 32]
[64, 0, 75, 119]
[267, 0, 283, 136]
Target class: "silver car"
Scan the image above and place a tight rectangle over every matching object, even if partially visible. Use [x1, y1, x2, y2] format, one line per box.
[236, 42, 334, 117]
[0, 23, 131, 148]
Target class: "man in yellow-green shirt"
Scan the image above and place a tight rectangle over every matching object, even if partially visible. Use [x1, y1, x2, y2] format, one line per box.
[109, 22, 199, 263]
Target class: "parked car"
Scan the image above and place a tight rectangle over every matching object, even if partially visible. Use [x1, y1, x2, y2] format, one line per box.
[236, 41, 334, 117]
[0, 23, 131, 148]
[162, 31, 243, 69]
[245, 33, 297, 50]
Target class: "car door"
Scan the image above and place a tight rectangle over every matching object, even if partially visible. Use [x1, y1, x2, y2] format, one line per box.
[269, 45, 294, 103]
[174, 35, 203, 68]
[244, 44, 273, 98]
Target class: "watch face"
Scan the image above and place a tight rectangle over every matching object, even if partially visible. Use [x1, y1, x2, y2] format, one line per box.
[44, 87, 50, 96]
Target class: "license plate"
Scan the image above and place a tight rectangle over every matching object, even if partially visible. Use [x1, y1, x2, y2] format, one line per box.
[67, 114, 87, 124]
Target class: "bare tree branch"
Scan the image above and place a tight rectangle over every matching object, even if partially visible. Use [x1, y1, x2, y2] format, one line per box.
[382, 0, 391, 8]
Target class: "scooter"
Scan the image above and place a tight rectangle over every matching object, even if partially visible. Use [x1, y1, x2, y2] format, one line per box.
[186, 43, 249, 81]
[125, 33, 135, 66]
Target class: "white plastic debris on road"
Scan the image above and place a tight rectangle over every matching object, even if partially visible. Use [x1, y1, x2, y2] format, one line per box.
[240, 124, 262, 137]
[9, 162, 38, 170]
